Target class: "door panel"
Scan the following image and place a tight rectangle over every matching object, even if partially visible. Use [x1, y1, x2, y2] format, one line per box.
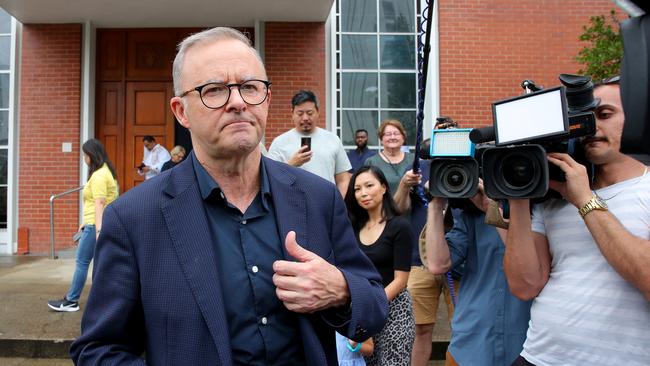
[126, 30, 177, 80]
[97, 30, 125, 81]
[124, 82, 174, 190]
[96, 82, 125, 191]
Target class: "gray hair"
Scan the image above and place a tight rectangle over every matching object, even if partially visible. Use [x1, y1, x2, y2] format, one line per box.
[170, 145, 186, 156]
[172, 27, 265, 96]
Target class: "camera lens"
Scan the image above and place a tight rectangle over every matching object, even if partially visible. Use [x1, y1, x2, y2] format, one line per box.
[441, 164, 469, 193]
[502, 154, 535, 189]
[493, 150, 543, 197]
[482, 145, 549, 200]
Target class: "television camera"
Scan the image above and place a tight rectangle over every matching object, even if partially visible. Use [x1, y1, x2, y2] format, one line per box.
[426, 74, 598, 200]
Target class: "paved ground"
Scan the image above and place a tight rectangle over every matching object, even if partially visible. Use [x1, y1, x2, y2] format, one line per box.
[0, 252, 87, 341]
[0, 360, 450, 366]
[0, 252, 450, 363]
[0, 360, 445, 366]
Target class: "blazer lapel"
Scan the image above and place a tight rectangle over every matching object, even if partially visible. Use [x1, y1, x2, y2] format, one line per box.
[264, 158, 330, 365]
[161, 156, 233, 365]
[264, 157, 309, 258]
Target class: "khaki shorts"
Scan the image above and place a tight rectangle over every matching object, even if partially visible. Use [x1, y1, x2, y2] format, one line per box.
[407, 265, 456, 325]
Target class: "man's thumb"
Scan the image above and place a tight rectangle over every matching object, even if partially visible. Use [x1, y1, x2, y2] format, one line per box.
[285, 231, 317, 262]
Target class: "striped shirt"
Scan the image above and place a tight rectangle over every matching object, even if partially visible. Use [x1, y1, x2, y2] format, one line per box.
[522, 171, 650, 366]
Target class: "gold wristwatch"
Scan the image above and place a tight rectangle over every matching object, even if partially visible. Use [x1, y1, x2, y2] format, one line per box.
[578, 195, 608, 218]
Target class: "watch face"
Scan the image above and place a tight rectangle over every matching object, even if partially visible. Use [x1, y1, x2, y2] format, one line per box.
[595, 197, 608, 209]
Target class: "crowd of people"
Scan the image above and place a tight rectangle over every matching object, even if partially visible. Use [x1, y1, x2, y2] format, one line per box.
[55, 26, 648, 366]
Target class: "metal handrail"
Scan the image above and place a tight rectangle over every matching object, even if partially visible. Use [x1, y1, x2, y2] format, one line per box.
[49, 186, 83, 259]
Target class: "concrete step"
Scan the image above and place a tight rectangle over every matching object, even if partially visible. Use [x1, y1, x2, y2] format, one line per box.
[0, 339, 72, 359]
[0, 358, 72, 366]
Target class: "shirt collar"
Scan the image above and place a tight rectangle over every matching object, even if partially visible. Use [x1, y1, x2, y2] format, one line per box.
[192, 154, 272, 208]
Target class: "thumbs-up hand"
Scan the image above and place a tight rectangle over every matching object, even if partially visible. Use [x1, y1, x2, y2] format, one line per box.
[273, 231, 350, 313]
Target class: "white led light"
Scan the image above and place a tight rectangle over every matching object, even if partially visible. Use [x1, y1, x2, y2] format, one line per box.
[430, 129, 474, 157]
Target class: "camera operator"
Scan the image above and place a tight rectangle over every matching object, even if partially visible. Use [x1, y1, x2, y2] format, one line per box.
[504, 77, 650, 366]
[424, 181, 532, 366]
[393, 118, 458, 366]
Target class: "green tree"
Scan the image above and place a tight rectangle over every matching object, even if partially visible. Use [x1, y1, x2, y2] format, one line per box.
[576, 10, 624, 81]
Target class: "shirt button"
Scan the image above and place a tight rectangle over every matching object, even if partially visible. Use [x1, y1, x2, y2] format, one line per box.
[252, 265, 259, 273]
[241, 219, 247, 225]
[261, 317, 268, 325]
[219, 192, 225, 199]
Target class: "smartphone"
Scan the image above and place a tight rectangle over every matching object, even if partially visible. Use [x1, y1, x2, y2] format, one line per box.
[301, 137, 312, 152]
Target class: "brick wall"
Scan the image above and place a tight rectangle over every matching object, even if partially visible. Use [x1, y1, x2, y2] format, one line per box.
[19, 24, 82, 254]
[264, 22, 327, 147]
[438, 0, 624, 128]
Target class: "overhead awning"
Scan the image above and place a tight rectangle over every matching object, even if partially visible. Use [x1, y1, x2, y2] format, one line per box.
[0, 0, 333, 27]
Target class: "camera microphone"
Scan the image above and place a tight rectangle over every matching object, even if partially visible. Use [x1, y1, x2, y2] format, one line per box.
[521, 79, 542, 93]
[469, 126, 495, 144]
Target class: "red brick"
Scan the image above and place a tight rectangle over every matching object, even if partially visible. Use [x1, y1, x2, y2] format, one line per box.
[18, 24, 82, 254]
[264, 22, 327, 149]
[438, 0, 624, 128]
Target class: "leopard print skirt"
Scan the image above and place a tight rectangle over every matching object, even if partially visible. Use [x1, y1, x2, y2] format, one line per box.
[364, 289, 415, 366]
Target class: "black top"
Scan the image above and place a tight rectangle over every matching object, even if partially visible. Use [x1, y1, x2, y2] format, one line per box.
[356, 216, 413, 287]
[161, 159, 178, 172]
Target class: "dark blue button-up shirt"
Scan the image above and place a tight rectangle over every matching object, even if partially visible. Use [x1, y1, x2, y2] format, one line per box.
[346, 147, 376, 173]
[445, 211, 531, 365]
[193, 157, 305, 365]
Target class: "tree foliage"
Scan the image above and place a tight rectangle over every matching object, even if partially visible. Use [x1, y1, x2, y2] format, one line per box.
[576, 10, 624, 81]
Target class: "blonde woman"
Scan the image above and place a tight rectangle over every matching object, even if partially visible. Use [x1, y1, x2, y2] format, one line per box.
[364, 120, 413, 194]
[161, 145, 187, 172]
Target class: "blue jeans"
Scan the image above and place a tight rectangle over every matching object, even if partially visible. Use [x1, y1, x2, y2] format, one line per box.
[66, 224, 96, 302]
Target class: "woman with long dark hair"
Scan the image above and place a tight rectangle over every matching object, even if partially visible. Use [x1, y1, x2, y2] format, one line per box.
[344, 165, 415, 365]
[48, 139, 118, 312]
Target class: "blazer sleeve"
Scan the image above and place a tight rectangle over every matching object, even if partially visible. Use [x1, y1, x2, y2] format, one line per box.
[70, 204, 146, 365]
[320, 186, 389, 341]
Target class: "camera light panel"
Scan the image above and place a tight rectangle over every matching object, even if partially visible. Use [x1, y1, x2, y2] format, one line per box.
[493, 87, 569, 146]
[430, 128, 475, 157]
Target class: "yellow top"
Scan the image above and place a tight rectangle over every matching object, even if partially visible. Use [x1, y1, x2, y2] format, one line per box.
[83, 163, 119, 225]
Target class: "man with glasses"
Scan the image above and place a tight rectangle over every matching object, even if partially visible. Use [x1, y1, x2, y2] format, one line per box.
[505, 75, 650, 366]
[71, 27, 388, 366]
[268, 90, 352, 196]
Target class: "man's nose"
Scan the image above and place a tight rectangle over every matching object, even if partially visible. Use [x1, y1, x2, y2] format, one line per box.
[224, 88, 247, 112]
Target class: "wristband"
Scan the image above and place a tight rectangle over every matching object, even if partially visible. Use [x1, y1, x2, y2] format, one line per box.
[346, 341, 362, 353]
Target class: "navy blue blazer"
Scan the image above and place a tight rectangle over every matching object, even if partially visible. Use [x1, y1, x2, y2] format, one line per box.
[70, 154, 388, 366]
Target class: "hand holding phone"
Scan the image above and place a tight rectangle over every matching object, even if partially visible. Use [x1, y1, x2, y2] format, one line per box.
[301, 137, 312, 152]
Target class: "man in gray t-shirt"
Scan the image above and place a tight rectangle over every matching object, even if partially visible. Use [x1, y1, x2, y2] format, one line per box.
[268, 90, 351, 196]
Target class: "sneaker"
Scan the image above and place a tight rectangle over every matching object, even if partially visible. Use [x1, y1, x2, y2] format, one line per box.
[47, 297, 79, 312]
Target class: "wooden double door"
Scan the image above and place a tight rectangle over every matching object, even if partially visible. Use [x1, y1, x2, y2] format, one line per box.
[95, 29, 195, 192]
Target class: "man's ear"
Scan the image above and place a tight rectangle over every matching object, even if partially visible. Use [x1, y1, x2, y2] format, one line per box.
[170, 97, 190, 129]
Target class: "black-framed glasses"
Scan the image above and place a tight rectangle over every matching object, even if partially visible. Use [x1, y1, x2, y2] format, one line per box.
[179, 79, 271, 109]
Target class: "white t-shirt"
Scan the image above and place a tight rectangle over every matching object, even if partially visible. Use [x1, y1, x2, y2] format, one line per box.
[142, 144, 171, 180]
[523, 170, 650, 366]
[267, 128, 351, 183]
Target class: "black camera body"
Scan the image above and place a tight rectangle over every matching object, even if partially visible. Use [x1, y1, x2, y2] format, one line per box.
[472, 74, 598, 200]
[427, 128, 480, 199]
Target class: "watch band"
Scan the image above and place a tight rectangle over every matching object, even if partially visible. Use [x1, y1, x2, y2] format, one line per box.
[578, 195, 608, 218]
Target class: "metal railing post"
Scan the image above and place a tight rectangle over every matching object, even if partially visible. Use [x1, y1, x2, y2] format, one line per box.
[49, 186, 83, 259]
